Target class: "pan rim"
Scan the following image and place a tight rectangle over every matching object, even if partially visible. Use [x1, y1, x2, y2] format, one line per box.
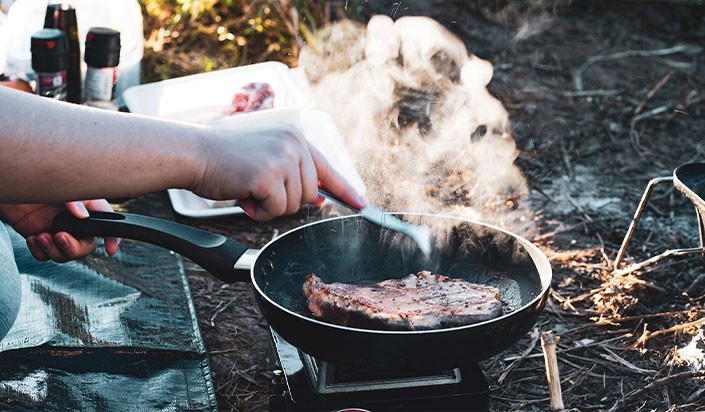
[251, 212, 552, 335]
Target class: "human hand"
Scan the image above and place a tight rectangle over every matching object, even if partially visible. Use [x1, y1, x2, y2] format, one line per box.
[0, 199, 119, 262]
[191, 124, 367, 221]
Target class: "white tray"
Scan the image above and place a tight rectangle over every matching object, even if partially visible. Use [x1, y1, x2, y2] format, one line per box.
[167, 189, 243, 218]
[123, 61, 311, 127]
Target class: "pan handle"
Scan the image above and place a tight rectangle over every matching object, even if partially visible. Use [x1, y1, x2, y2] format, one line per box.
[53, 211, 252, 283]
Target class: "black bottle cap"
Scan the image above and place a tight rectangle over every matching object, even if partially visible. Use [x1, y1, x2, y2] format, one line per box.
[85, 27, 121, 68]
[31, 28, 68, 73]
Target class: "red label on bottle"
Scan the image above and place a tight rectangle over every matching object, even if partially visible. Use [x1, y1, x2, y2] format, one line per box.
[37, 72, 66, 88]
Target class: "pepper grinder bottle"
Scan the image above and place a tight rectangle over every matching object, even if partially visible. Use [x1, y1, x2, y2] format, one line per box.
[84, 27, 121, 110]
[43, 2, 81, 104]
[30, 28, 69, 100]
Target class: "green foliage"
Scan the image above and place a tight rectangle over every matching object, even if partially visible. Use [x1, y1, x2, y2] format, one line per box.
[138, 0, 363, 81]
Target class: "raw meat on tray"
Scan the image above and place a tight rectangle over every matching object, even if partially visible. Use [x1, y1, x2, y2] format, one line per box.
[223, 82, 275, 115]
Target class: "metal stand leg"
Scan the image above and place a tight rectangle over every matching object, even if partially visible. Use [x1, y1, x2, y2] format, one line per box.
[613, 177, 673, 270]
[613, 176, 705, 275]
[697, 207, 705, 266]
[697, 208, 705, 249]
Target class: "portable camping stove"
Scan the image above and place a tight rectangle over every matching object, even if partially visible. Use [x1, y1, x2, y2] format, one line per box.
[268, 329, 490, 412]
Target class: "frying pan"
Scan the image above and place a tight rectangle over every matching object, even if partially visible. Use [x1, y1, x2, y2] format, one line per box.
[54, 211, 551, 370]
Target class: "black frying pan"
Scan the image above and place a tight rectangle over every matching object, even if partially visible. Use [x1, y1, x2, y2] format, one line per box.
[54, 211, 551, 369]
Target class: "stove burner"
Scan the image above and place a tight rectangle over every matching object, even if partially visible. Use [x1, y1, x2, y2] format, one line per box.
[269, 329, 490, 411]
[301, 352, 462, 394]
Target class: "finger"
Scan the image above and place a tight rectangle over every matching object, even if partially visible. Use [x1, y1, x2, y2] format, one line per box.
[32, 232, 71, 263]
[299, 145, 319, 206]
[309, 196, 326, 208]
[103, 238, 120, 257]
[245, 182, 288, 221]
[284, 176, 303, 216]
[64, 201, 90, 218]
[54, 231, 98, 260]
[82, 199, 121, 256]
[83, 199, 113, 212]
[282, 125, 317, 206]
[307, 141, 368, 209]
[279, 126, 310, 213]
[41, 232, 98, 263]
[238, 198, 257, 220]
[26, 236, 50, 261]
[258, 182, 288, 221]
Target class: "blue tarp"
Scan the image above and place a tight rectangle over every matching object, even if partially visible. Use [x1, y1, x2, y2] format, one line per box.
[0, 194, 217, 411]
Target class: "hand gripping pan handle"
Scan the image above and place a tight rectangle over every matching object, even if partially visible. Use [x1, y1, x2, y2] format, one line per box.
[53, 211, 252, 283]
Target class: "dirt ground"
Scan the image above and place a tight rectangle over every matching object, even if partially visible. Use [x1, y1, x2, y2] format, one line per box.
[179, 2, 705, 411]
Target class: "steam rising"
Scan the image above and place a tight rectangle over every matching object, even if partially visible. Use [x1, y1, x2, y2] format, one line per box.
[300, 16, 532, 235]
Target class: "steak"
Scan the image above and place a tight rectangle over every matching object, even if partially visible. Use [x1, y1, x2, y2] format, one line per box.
[303, 271, 502, 331]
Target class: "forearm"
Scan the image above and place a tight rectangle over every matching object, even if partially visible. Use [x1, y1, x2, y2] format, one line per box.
[0, 86, 206, 203]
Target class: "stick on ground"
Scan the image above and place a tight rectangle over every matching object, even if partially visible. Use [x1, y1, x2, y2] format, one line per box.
[541, 331, 565, 411]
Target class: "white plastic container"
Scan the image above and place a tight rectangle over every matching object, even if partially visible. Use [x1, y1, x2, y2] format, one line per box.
[0, 0, 142, 106]
[122, 61, 312, 128]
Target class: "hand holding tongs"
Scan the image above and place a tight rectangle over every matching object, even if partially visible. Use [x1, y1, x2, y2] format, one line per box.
[317, 188, 432, 256]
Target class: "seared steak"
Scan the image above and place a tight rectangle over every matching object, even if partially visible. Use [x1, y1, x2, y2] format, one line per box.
[303, 271, 502, 331]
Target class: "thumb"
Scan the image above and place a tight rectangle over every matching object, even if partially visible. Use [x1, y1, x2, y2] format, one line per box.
[64, 201, 90, 219]
[308, 141, 367, 210]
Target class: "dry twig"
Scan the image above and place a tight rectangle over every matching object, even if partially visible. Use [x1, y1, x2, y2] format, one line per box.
[592, 309, 704, 326]
[599, 347, 655, 374]
[633, 71, 673, 115]
[209, 296, 239, 326]
[573, 44, 696, 91]
[541, 331, 565, 411]
[607, 370, 705, 412]
[629, 105, 669, 156]
[499, 328, 541, 384]
[634, 317, 705, 348]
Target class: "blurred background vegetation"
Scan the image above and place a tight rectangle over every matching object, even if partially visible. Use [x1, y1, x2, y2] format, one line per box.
[139, 0, 371, 82]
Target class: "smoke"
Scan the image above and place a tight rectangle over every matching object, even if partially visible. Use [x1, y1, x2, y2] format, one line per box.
[299, 15, 532, 235]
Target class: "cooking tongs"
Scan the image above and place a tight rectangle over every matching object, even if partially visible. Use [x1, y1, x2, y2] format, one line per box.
[318, 189, 432, 255]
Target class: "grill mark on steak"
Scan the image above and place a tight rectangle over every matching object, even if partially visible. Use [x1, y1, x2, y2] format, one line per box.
[303, 271, 502, 331]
